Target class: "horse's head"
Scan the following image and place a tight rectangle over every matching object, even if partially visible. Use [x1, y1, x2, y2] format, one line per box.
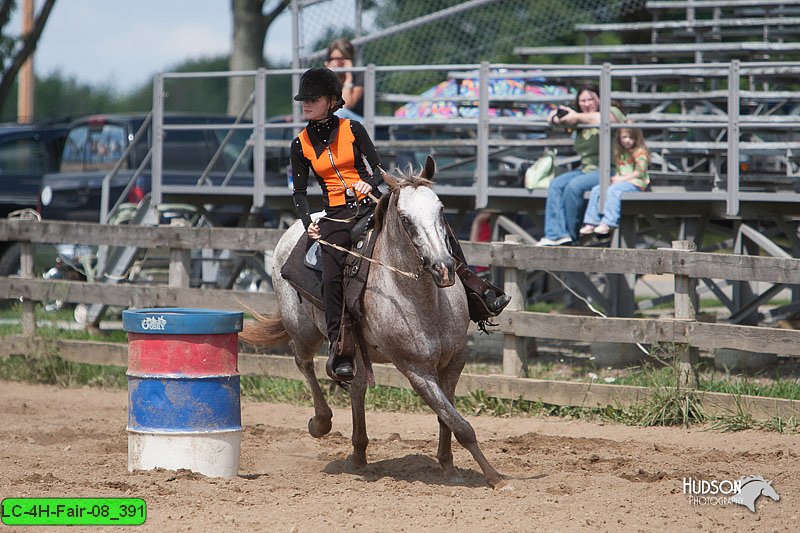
[761, 480, 780, 502]
[383, 156, 456, 288]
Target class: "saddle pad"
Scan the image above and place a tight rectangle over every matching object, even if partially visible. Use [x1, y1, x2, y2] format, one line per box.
[280, 233, 325, 310]
[281, 214, 381, 319]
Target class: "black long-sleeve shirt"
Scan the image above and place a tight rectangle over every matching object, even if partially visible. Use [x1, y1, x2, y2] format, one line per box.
[290, 118, 382, 229]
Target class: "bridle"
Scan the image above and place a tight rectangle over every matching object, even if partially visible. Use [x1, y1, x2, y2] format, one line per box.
[316, 187, 422, 280]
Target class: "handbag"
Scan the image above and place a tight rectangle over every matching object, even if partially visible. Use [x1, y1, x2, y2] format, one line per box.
[524, 148, 557, 190]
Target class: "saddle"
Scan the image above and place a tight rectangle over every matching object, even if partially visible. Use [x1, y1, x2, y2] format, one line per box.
[280, 212, 379, 330]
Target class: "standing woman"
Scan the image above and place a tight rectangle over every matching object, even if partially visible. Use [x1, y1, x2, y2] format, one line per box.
[537, 84, 625, 246]
[290, 67, 383, 382]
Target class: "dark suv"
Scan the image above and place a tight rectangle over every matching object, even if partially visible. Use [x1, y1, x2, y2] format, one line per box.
[0, 120, 69, 275]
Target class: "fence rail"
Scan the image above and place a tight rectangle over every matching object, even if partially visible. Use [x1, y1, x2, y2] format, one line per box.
[146, 60, 800, 215]
[2, 219, 799, 419]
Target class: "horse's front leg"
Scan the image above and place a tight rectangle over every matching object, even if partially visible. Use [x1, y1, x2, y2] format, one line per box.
[291, 341, 332, 438]
[347, 353, 369, 468]
[436, 360, 465, 482]
[403, 368, 509, 490]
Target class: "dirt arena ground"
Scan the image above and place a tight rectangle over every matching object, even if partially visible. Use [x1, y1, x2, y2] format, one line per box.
[1, 380, 797, 532]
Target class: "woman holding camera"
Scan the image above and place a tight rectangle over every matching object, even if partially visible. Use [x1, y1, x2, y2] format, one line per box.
[324, 38, 364, 121]
[537, 84, 625, 246]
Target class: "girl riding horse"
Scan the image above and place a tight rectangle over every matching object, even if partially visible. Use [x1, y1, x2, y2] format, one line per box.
[290, 67, 510, 383]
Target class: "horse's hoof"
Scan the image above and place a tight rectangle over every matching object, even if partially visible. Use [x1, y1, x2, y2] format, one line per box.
[493, 479, 515, 492]
[308, 417, 331, 438]
[442, 467, 464, 484]
[347, 454, 368, 470]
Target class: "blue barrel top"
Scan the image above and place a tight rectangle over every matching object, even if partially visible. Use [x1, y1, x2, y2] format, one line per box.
[122, 308, 243, 335]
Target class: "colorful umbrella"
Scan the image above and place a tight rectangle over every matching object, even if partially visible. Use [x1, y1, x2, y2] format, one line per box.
[394, 71, 573, 119]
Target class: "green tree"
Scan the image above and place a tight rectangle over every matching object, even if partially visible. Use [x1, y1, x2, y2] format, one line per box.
[121, 55, 294, 118]
[228, 0, 291, 116]
[0, 70, 119, 122]
[0, 0, 57, 114]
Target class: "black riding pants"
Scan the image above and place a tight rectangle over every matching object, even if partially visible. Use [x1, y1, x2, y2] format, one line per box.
[319, 203, 370, 346]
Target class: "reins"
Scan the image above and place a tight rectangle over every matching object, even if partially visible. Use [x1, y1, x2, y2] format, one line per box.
[315, 177, 422, 280]
[316, 236, 420, 280]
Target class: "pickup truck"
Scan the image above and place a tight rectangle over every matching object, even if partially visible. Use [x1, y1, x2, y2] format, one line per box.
[37, 113, 291, 224]
[0, 120, 69, 275]
[27, 113, 295, 302]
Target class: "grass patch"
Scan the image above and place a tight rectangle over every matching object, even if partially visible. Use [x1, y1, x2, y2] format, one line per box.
[632, 388, 705, 427]
[0, 354, 127, 388]
[2, 349, 799, 433]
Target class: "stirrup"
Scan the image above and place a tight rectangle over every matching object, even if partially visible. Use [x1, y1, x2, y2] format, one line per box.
[326, 344, 354, 383]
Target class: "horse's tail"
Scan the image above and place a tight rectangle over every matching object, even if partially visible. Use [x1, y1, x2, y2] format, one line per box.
[239, 309, 291, 347]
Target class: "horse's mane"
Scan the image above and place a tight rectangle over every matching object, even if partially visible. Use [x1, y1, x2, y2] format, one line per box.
[373, 166, 433, 233]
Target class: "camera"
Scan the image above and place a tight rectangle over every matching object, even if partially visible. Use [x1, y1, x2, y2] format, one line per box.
[554, 107, 569, 119]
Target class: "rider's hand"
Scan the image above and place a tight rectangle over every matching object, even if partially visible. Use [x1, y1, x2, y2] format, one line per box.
[307, 222, 321, 240]
[352, 181, 372, 195]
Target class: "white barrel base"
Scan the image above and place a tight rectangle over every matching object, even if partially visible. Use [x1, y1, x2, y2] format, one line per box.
[128, 431, 241, 478]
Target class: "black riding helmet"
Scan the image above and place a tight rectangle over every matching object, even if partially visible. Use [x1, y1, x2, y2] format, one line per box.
[294, 67, 345, 111]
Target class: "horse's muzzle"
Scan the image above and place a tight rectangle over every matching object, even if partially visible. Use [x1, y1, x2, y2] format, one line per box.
[427, 259, 456, 288]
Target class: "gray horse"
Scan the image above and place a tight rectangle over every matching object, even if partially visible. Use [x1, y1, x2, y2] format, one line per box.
[242, 157, 508, 490]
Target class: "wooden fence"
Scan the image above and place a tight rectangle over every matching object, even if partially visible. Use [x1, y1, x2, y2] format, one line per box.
[2, 218, 800, 420]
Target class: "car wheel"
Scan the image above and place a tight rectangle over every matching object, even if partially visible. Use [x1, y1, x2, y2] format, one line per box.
[0, 243, 21, 277]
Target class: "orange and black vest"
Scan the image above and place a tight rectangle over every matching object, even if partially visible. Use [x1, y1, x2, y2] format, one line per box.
[298, 118, 366, 207]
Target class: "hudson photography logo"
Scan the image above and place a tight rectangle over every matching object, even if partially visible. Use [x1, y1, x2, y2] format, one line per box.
[683, 475, 780, 512]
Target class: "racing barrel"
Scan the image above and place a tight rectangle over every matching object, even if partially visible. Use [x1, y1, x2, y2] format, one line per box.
[123, 308, 244, 478]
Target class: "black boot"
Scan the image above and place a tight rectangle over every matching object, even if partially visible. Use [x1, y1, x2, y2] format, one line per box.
[325, 342, 354, 382]
[456, 262, 512, 320]
[486, 292, 511, 314]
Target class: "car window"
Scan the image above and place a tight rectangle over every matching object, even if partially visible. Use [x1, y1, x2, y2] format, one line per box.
[61, 124, 128, 172]
[85, 125, 128, 171]
[212, 128, 252, 171]
[61, 126, 88, 172]
[0, 137, 48, 173]
[162, 129, 213, 171]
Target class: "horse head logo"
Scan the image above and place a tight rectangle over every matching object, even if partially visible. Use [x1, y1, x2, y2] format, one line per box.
[730, 476, 780, 513]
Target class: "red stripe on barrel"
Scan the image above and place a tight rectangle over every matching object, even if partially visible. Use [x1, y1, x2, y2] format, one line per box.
[127, 333, 238, 375]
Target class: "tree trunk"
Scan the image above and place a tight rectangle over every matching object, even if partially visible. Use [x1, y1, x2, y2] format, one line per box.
[0, 0, 57, 115]
[228, 0, 267, 117]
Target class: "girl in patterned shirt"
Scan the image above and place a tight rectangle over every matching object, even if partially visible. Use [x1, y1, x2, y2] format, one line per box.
[579, 126, 650, 236]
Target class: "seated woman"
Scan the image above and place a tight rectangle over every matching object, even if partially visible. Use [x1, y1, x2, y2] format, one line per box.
[537, 84, 625, 246]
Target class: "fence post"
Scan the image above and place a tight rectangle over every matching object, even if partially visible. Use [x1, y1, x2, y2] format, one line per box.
[673, 240, 698, 388]
[20, 241, 35, 336]
[169, 248, 191, 289]
[502, 235, 531, 377]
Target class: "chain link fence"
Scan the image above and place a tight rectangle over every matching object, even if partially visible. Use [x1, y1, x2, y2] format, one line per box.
[297, 0, 645, 94]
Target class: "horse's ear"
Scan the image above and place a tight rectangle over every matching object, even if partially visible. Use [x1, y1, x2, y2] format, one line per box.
[423, 156, 436, 182]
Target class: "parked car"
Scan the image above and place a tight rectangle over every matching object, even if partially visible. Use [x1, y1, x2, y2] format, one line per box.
[37, 113, 282, 223]
[0, 119, 69, 276]
[31, 113, 291, 306]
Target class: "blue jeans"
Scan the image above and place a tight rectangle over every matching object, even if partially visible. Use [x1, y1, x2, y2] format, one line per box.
[543, 169, 599, 241]
[583, 181, 640, 227]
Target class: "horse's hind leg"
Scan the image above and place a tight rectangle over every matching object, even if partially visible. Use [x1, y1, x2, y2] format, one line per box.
[404, 370, 507, 489]
[291, 339, 332, 438]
